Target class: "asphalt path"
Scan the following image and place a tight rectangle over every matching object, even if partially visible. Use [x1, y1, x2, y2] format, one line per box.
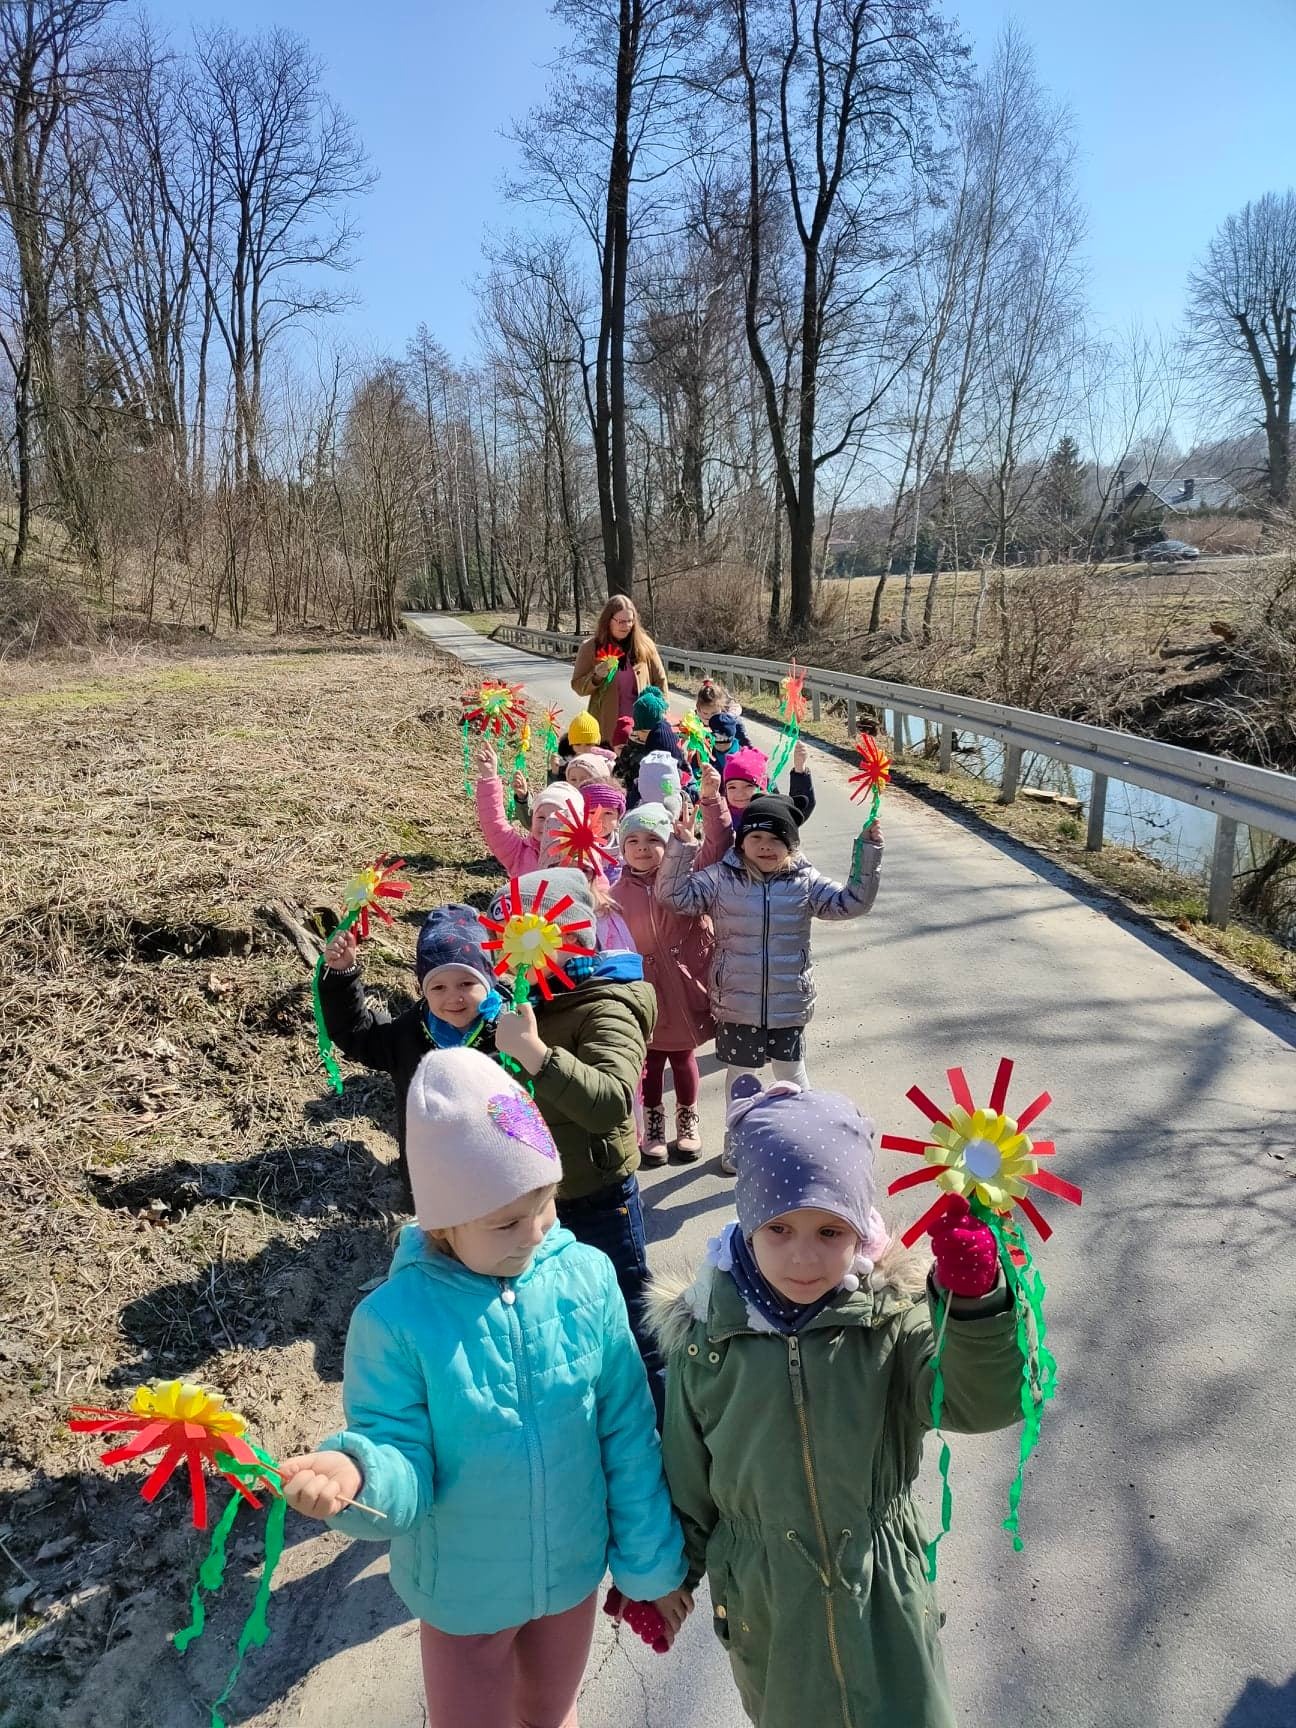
[282, 614, 1295, 1728]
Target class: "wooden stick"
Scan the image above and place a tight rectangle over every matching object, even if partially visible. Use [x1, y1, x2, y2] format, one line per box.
[256, 1458, 387, 1520]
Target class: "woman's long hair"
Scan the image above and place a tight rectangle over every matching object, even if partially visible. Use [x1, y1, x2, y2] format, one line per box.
[593, 592, 656, 667]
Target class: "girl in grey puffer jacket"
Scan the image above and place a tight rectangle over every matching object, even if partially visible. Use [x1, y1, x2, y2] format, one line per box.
[656, 793, 882, 1171]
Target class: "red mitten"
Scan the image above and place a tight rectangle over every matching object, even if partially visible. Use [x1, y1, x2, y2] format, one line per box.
[928, 1195, 999, 1297]
[603, 1586, 671, 1653]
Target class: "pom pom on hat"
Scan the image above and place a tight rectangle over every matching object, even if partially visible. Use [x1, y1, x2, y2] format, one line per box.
[620, 801, 673, 844]
[612, 715, 634, 748]
[633, 686, 669, 730]
[567, 711, 601, 748]
[406, 1047, 560, 1229]
[723, 745, 768, 788]
[637, 749, 682, 816]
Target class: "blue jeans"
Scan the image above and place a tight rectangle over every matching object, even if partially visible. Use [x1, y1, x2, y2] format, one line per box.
[557, 1175, 665, 1427]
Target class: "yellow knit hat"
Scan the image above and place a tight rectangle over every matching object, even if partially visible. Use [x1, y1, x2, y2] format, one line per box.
[567, 711, 601, 748]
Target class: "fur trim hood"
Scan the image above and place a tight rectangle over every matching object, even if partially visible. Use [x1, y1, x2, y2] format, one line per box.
[647, 1226, 930, 1358]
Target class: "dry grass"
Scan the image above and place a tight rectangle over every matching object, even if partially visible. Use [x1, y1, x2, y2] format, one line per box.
[0, 634, 495, 1725]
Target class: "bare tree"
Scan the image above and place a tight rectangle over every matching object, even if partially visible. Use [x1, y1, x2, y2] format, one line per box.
[724, 0, 960, 632]
[1188, 189, 1296, 508]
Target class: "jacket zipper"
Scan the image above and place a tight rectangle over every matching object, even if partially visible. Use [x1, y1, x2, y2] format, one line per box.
[760, 878, 770, 1027]
[502, 1279, 547, 1612]
[787, 1335, 853, 1728]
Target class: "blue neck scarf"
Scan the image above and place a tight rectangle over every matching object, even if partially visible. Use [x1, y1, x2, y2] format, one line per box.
[729, 1226, 843, 1336]
[423, 987, 503, 1049]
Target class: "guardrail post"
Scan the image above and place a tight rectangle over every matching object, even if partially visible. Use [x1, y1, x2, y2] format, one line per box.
[846, 698, 857, 736]
[892, 711, 906, 755]
[1086, 774, 1108, 852]
[812, 689, 822, 723]
[999, 746, 1022, 804]
[939, 726, 953, 773]
[1207, 815, 1238, 927]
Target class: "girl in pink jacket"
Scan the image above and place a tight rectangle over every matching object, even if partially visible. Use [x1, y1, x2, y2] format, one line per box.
[612, 765, 728, 1166]
[474, 741, 583, 878]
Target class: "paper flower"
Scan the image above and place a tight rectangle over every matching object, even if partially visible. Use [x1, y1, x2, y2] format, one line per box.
[461, 681, 528, 738]
[69, 1379, 278, 1530]
[881, 1058, 1081, 1247]
[848, 732, 891, 825]
[676, 709, 713, 764]
[341, 853, 410, 940]
[779, 660, 808, 725]
[480, 876, 594, 1001]
[543, 807, 619, 878]
[539, 704, 563, 758]
[592, 647, 622, 686]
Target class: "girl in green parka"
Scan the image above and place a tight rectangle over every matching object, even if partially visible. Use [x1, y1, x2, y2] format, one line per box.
[649, 1077, 1026, 1728]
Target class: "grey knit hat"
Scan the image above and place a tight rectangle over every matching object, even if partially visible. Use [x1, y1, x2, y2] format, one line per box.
[729, 1079, 878, 1241]
[619, 801, 673, 844]
[487, 867, 598, 952]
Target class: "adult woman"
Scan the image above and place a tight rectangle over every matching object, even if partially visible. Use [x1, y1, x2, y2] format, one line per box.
[571, 594, 669, 746]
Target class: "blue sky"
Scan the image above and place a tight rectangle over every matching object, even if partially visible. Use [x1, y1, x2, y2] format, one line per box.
[147, 0, 1295, 362]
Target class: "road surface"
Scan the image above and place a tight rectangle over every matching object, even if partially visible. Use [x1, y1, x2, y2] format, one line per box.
[278, 615, 1296, 1728]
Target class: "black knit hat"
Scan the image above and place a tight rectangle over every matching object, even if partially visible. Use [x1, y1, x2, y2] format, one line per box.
[736, 794, 801, 852]
[415, 904, 493, 987]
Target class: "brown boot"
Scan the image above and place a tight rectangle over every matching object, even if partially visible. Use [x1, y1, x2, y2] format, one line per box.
[674, 1105, 702, 1161]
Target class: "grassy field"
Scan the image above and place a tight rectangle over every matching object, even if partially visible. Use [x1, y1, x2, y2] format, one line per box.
[0, 634, 491, 1726]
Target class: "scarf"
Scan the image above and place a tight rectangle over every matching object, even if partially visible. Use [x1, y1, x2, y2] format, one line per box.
[423, 988, 503, 1050]
[729, 1224, 845, 1337]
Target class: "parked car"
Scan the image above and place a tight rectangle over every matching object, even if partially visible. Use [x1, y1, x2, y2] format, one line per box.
[1138, 539, 1200, 562]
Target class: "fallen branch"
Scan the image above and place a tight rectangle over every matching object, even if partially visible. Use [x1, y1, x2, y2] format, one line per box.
[259, 900, 323, 970]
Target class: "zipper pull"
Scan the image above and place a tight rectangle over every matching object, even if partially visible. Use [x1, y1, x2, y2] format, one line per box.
[787, 1335, 804, 1407]
[499, 1279, 516, 1307]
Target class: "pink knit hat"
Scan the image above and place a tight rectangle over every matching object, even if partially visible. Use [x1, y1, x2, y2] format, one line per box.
[566, 753, 614, 785]
[723, 745, 768, 787]
[582, 780, 627, 815]
[532, 781, 584, 833]
[406, 1047, 560, 1229]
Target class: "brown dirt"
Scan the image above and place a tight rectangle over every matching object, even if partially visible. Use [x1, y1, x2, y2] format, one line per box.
[0, 635, 494, 1726]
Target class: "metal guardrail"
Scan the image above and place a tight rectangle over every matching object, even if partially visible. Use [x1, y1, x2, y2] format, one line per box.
[491, 624, 1296, 929]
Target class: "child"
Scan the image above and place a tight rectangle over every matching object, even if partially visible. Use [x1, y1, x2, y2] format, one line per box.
[616, 687, 687, 808]
[491, 868, 667, 1413]
[695, 678, 752, 760]
[475, 739, 582, 876]
[657, 792, 881, 1173]
[281, 1047, 691, 1728]
[649, 1079, 1024, 1728]
[319, 905, 504, 1210]
[580, 777, 627, 880]
[566, 751, 616, 791]
[613, 790, 726, 1164]
[720, 742, 817, 830]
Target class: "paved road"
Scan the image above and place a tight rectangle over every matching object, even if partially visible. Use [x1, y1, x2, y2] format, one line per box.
[283, 616, 1296, 1728]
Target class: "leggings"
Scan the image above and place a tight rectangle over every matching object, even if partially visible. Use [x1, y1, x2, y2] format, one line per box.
[642, 1048, 700, 1108]
[420, 1591, 598, 1728]
[725, 1057, 810, 1101]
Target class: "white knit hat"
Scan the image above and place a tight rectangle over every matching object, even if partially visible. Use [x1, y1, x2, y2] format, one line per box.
[406, 1047, 561, 1229]
[532, 781, 584, 828]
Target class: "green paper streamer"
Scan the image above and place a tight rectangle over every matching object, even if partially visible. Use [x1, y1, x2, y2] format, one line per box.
[764, 718, 799, 791]
[924, 1288, 955, 1581]
[461, 718, 473, 797]
[311, 902, 365, 1094]
[173, 1489, 242, 1652]
[984, 1208, 1057, 1552]
[208, 1483, 288, 1728]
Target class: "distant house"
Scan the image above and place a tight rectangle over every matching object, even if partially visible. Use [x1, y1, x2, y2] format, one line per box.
[1118, 474, 1245, 514]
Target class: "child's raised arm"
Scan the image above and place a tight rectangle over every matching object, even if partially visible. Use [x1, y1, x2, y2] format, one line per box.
[317, 929, 403, 1073]
[655, 828, 723, 917]
[804, 831, 883, 921]
[497, 999, 643, 1136]
[594, 1264, 688, 1605]
[474, 744, 534, 877]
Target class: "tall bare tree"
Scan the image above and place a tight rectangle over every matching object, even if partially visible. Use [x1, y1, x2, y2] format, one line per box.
[1188, 190, 1296, 508]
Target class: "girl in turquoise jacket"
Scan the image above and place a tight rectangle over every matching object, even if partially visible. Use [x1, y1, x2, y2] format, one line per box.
[282, 1047, 690, 1726]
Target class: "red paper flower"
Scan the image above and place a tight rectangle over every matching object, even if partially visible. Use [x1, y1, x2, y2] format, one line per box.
[461, 681, 528, 738]
[848, 732, 891, 818]
[69, 1381, 280, 1530]
[780, 661, 808, 724]
[592, 648, 622, 686]
[880, 1059, 1082, 1249]
[480, 877, 594, 1000]
[342, 854, 410, 940]
[544, 807, 619, 878]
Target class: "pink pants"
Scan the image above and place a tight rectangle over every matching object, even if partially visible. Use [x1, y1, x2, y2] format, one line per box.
[419, 1591, 598, 1728]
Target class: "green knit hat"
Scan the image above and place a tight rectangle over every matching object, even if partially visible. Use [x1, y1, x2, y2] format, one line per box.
[633, 686, 668, 729]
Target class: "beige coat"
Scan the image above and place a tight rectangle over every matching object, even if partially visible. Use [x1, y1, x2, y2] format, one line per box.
[571, 636, 669, 744]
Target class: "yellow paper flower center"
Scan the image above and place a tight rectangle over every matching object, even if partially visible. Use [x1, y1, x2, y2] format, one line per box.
[130, 1379, 247, 1437]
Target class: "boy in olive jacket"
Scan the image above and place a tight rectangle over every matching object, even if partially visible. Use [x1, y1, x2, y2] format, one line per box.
[491, 868, 664, 1416]
[650, 1080, 1025, 1728]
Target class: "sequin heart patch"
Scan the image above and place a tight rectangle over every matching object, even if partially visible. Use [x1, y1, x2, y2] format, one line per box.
[488, 1093, 558, 1158]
